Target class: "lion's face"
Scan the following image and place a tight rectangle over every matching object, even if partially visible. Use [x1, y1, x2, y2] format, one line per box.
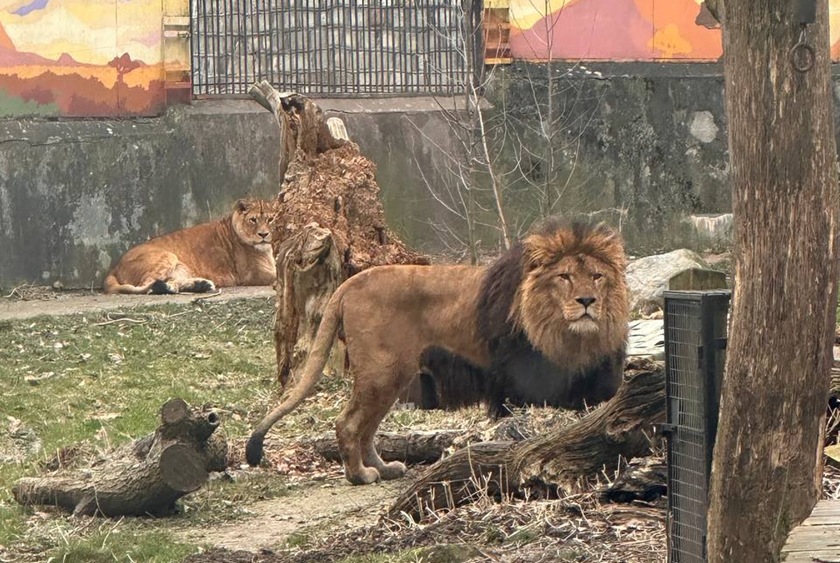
[515, 223, 629, 367]
[543, 254, 611, 334]
[231, 199, 278, 251]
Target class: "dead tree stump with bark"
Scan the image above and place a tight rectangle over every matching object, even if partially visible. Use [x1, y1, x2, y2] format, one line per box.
[388, 358, 665, 521]
[249, 83, 428, 387]
[12, 398, 228, 517]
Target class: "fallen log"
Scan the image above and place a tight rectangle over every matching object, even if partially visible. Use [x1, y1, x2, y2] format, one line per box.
[388, 358, 665, 521]
[12, 398, 228, 517]
[307, 429, 464, 465]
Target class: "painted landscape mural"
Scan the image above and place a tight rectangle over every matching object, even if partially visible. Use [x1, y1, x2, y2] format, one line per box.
[0, 0, 165, 117]
[507, 0, 840, 62]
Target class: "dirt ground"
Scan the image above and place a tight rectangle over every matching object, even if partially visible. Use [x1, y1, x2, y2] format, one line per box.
[0, 285, 276, 321]
[176, 475, 405, 552]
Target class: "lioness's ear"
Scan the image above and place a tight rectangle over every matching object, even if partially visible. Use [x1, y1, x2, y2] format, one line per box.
[235, 199, 250, 213]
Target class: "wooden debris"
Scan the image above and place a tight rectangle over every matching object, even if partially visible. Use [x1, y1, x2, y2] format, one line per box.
[12, 398, 227, 517]
[388, 358, 665, 521]
[307, 429, 463, 465]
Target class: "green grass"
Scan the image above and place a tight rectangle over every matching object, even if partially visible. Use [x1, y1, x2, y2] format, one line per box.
[50, 529, 195, 563]
[0, 297, 279, 562]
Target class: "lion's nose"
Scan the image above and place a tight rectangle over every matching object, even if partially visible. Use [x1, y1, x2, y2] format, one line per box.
[258, 231, 269, 238]
[576, 296, 596, 308]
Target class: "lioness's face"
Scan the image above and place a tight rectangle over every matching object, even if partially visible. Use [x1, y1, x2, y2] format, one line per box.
[232, 199, 278, 250]
[527, 254, 612, 335]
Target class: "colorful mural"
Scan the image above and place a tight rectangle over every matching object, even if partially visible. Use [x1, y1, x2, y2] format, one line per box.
[0, 0, 167, 117]
[505, 0, 840, 62]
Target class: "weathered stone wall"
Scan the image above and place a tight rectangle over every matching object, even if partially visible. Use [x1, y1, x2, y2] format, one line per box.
[487, 61, 730, 254]
[326, 62, 731, 256]
[0, 100, 283, 288]
[0, 62, 740, 287]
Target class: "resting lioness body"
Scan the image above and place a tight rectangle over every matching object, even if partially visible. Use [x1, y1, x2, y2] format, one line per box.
[247, 220, 629, 485]
[103, 199, 278, 294]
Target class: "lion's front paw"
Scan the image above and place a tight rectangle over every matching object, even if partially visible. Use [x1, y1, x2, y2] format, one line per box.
[346, 466, 380, 485]
[378, 461, 407, 481]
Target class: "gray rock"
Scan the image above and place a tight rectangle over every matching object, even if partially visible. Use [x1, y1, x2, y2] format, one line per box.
[627, 249, 723, 314]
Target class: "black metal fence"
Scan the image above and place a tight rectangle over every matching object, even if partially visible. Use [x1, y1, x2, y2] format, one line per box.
[190, 0, 480, 97]
[662, 290, 730, 562]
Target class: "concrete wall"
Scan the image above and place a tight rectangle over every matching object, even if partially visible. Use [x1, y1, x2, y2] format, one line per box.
[489, 61, 730, 254]
[1, 62, 738, 287]
[322, 62, 731, 256]
[0, 100, 283, 287]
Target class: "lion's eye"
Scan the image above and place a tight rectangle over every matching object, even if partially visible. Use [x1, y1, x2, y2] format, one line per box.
[593, 273, 603, 281]
[249, 217, 258, 224]
[558, 273, 571, 281]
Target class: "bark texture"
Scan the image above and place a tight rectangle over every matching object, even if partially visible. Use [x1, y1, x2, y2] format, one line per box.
[249, 83, 428, 387]
[707, 2, 840, 560]
[12, 399, 227, 516]
[307, 429, 463, 465]
[389, 359, 664, 521]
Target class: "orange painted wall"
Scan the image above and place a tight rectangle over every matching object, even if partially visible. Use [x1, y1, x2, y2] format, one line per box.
[507, 0, 840, 61]
[0, 0, 167, 117]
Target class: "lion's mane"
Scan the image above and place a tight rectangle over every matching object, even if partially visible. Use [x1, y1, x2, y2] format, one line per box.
[420, 219, 629, 418]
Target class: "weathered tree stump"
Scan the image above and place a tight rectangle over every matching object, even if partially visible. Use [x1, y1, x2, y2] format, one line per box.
[307, 429, 464, 466]
[274, 224, 345, 386]
[249, 84, 428, 388]
[388, 358, 665, 521]
[12, 398, 228, 517]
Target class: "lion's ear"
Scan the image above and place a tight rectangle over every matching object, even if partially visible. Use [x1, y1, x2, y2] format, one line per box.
[522, 235, 554, 269]
[235, 199, 251, 213]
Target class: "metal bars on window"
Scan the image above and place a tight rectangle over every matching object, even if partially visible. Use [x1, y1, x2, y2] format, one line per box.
[190, 0, 479, 97]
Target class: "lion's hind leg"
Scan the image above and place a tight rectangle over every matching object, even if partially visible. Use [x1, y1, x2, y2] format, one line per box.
[335, 365, 407, 485]
[335, 400, 381, 485]
[149, 264, 216, 294]
[360, 399, 407, 481]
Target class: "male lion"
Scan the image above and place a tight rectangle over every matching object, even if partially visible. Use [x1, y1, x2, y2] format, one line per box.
[246, 219, 629, 485]
[103, 199, 278, 294]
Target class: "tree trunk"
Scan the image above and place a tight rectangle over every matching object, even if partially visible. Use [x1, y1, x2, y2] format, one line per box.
[388, 359, 664, 521]
[12, 399, 228, 517]
[250, 83, 429, 389]
[706, 2, 840, 560]
[274, 225, 345, 386]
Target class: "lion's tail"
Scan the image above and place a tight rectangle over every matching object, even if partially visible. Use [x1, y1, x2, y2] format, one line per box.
[102, 272, 154, 295]
[245, 285, 345, 466]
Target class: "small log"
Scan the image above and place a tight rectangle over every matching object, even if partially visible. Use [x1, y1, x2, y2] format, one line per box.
[388, 358, 665, 521]
[307, 430, 464, 465]
[599, 456, 667, 503]
[12, 398, 228, 517]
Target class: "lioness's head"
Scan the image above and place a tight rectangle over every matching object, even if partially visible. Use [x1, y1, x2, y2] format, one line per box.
[231, 199, 278, 250]
[515, 220, 629, 364]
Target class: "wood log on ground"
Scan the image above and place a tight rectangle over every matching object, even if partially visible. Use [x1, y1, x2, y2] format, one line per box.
[307, 429, 464, 465]
[12, 398, 228, 517]
[599, 456, 667, 503]
[388, 358, 665, 521]
[249, 83, 428, 387]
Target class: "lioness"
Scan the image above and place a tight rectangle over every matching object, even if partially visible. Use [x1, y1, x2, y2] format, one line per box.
[103, 198, 278, 294]
[247, 219, 629, 485]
